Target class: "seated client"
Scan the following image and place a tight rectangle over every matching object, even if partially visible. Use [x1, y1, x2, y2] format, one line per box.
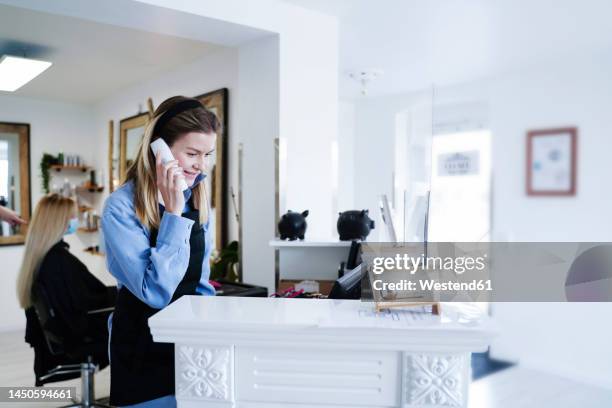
[16, 193, 116, 385]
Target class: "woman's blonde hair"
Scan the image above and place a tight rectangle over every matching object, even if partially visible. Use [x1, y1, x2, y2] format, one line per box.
[124, 96, 221, 231]
[17, 194, 77, 309]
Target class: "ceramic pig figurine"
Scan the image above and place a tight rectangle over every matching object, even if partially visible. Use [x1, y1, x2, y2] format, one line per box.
[337, 209, 375, 241]
[278, 210, 309, 240]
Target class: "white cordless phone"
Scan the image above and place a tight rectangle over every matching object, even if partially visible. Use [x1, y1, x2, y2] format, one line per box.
[150, 138, 189, 191]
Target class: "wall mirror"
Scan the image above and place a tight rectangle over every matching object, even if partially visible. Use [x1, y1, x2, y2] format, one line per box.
[0, 122, 31, 246]
[118, 112, 150, 183]
[196, 88, 228, 252]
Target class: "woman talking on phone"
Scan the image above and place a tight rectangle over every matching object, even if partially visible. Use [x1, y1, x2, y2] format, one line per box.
[101, 96, 219, 407]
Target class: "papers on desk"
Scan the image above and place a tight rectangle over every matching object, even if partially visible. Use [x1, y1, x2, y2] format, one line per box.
[357, 306, 433, 323]
[316, 302, 483, 329]
[317, 304, 437, 329]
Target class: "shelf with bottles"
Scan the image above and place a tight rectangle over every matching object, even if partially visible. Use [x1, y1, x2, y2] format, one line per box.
[78, 227, 98, 233]
[83, 246, 104, 256]
[78, 206, 101, 235]
[76, 183, 104, 193]
[78, 205, 94, 213]
[50, 164, 91, 172]
[52, 170, 106, 198]
[55, 152, 88, 168]
[45, 152, 105, 190]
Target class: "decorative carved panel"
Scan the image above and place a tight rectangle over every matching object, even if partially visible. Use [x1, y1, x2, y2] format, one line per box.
[403, 353, 467, 407]
[176, 345, 232, 401]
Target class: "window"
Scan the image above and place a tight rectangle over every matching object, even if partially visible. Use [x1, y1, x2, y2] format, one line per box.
[428, 130, 492, 242]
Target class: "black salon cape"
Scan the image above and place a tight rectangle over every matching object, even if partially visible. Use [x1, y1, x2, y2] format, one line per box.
[24, 240, 116, 385]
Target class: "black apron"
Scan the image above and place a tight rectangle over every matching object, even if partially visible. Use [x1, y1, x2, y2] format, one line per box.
[109, 201, 204, 406]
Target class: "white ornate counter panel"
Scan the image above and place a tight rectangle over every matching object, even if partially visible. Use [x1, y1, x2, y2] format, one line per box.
[149, 296, 496, 408]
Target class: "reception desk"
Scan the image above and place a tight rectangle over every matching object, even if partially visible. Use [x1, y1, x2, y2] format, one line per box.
[149, 296, 495, 408]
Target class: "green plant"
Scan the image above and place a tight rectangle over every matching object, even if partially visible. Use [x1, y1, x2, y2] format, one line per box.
[40, 153, 58, 193]
[210, 240, 240, 282]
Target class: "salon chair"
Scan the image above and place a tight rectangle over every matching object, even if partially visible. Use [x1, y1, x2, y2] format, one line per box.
[30, 283, 114, 408]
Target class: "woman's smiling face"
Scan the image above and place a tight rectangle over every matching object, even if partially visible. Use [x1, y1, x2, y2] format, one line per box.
[170, 131, 216, 186]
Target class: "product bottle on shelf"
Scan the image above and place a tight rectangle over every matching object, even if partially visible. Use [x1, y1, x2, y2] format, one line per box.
[62, 178, 70, 197]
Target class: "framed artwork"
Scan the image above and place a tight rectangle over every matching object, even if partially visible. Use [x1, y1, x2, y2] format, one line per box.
[195, 88, 228, 251]
[527, 127, 577, 196]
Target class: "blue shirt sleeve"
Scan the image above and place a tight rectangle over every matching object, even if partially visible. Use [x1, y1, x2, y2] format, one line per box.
[101, 195, 195, 309]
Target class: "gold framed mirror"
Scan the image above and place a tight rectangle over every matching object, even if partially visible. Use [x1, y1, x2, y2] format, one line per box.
[108, 120, 115, 192]
[196, 88, 228, 252]
[0, 122, 31, 246]
[118, 112, 150, 183]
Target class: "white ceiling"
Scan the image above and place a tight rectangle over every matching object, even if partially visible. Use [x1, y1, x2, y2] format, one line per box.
[0, 4, 225, 104]
[284, 0, 612, 99]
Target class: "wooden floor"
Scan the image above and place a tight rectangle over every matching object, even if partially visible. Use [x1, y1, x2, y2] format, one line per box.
[1, 330, 611, 407]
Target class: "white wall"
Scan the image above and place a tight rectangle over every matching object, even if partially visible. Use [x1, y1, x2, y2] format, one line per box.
[277, 15, 338, 240]
[237, 36, 279, 291]
[350, 54, 612, 241]
[352, 91, 433, 241]
[337, 101, 355, 214]
[421, 55, 612, 242]
[344, 53, 612, 387]
[0, 95, 98, 331]
[483, 56, 612, 389]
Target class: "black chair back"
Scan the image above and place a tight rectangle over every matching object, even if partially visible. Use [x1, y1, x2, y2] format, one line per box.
[31, 283, 66, 356]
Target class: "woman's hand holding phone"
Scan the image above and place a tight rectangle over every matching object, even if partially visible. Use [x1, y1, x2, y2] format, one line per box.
[155, 152, 185, 216]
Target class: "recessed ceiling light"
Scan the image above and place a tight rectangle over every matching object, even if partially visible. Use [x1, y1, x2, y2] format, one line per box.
[0, 55, 52, 92]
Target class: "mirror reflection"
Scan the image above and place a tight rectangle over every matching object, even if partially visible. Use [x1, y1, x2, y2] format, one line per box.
[119, 113, 149, 183]
[0, 122, 30, 244]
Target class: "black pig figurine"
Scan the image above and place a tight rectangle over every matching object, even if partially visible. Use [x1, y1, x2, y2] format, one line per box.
[278, 210, 309, 240]
[337, 209, 375, 241]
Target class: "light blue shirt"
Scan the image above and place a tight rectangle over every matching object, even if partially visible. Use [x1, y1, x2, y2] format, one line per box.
[102, 177, 214, 407]
[101, 175, 215, 309]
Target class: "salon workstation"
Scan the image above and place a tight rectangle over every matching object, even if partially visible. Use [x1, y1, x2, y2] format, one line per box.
[2, 1, 612, 408]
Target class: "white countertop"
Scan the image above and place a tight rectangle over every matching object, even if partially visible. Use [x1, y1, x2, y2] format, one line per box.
[149, 296, 496, 352]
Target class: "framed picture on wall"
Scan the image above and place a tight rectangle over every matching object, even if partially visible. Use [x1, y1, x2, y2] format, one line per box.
[526, 127, 577, 196]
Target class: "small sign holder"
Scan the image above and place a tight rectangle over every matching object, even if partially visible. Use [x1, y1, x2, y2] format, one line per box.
[375, 301, 441, 315]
